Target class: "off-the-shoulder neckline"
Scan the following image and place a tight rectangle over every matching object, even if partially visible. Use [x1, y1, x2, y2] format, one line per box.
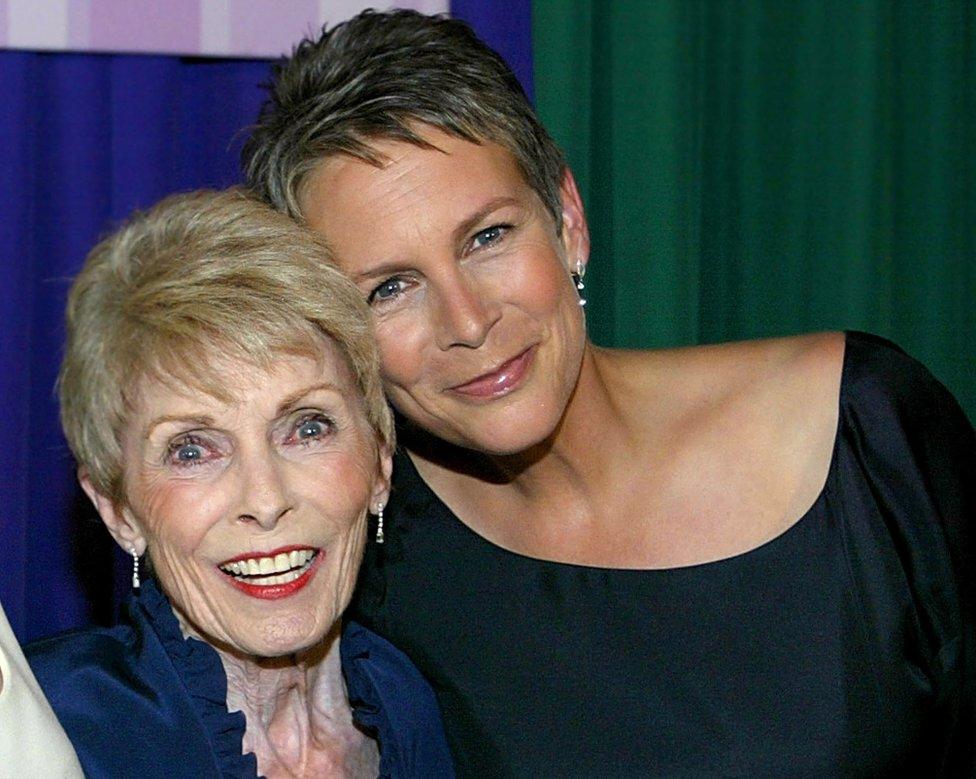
[397, 332, 873, 574]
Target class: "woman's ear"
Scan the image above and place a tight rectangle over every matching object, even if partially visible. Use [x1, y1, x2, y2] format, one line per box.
[558, 168, 590, 270]
[78, 468, 147, 556]
[371, 444, 394, 510]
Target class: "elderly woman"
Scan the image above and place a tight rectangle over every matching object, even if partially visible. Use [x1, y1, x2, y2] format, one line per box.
[26, 189, 454, 778]
[243, 9, 976, 778]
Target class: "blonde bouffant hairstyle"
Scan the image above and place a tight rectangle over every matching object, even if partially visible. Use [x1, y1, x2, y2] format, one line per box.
[59, 188, 393, 502]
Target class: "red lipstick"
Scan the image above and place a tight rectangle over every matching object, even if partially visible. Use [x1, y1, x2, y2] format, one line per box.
[218, 546, 322, 601]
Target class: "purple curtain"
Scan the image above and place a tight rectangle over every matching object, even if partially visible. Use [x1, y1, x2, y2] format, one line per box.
[452, 0, 534, 102]
[0, 3, 532, 644]
[0, 52, 272, 642]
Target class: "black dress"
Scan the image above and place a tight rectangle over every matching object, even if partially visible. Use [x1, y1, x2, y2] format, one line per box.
[350, 332, 975, 777]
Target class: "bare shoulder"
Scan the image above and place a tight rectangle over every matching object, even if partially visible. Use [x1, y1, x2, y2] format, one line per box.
[595, 333, 847, 561]
[598, 331, 846, 415]
[723, 330, 846, 403]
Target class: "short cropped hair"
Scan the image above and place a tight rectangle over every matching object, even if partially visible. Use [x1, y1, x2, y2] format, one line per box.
[60, 188, 393, 501]
[242, 9, 566, 229]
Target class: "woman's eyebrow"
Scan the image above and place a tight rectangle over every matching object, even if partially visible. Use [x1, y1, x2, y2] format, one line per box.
[274, 382, 343, 417]
[349, 261, 408, 285]
[143, 414, 214, 438]
[452, 196, 520, 244]
[347, 197, 524, 284]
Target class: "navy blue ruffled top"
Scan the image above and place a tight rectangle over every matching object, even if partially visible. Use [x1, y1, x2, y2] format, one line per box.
[350, 333, 976, 777]
[27, 578, 454, 778]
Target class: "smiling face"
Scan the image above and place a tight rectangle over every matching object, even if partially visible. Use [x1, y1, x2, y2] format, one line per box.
[86, 343, 390, 659]
[300, 128, 590, 455]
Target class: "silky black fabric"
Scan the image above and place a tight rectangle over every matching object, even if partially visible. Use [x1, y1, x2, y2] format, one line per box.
[349, 332, 975, 777]
[27, 578, 454, 778]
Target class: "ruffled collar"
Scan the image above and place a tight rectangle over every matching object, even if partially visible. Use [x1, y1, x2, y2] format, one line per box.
[131, 579, 260, 779]
[341, 620, 456, 778]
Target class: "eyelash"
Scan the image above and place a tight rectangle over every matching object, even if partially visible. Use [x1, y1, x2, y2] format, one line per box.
[290, 413, 335, 445]
[469, 224, 511, 251]
[166, 434, 211, 469]
[365, 223, 513, 307]
[367, 277, 409, 305]
[163, 412, 334, 469]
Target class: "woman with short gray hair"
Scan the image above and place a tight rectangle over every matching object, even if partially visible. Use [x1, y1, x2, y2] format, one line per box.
[244, 10, 975, 777]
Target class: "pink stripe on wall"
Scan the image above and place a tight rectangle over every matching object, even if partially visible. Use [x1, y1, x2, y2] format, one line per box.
[89, 0, 200, 54]
[0, 0, 450, 57]
[231, 0, 318, 58]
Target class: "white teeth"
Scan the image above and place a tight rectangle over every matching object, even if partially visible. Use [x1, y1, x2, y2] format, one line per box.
[219, 549, 317, 583]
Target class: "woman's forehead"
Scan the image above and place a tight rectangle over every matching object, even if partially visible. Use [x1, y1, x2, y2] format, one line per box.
[304, 129, 529, 220]
[301, 132, 539, 278]
[125, 341, 358, 427]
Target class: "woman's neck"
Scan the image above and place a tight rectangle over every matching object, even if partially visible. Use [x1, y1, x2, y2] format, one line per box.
[403, 343, 674, 564]
[408, 344, 636, 499]
[180, 614, 378, 778]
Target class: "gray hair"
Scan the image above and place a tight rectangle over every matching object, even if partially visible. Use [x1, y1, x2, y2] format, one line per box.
[242, 9, 566, 229]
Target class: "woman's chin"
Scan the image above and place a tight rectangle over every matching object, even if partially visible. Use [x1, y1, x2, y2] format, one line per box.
[229, 614, 334, 659]
[176, 595, 338, 660]
[457, 411, 565, 458]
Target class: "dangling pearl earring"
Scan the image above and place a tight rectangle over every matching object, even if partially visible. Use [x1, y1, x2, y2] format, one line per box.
[571, 259, 587, 307]
[375, 504, 385, 544]
[130, 547, 141, 590]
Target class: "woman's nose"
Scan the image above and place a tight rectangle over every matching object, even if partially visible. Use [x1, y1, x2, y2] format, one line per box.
[236, 450, 291, 530]
[432, 272, 501, 350]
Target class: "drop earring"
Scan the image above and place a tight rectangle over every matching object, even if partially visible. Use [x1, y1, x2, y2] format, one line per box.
[571, 259, 587, 307]
[130, 547, 141, 590]
[375, 503, 385, 544]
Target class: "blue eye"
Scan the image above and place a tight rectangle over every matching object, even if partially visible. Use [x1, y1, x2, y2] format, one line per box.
[293, 415, 334, 444]
[471, 225, 508, 250]
[177, 444, 202, 462]
[168, 438, 207, 467]
[368, 278, 406, 304]
[298, 420, 325, 439]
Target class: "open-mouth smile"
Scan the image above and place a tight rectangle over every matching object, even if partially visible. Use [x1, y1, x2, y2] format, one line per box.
[217, 546, 321, 600]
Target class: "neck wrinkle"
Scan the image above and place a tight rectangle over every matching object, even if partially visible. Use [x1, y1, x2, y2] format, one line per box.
[214, 622, 365, 776]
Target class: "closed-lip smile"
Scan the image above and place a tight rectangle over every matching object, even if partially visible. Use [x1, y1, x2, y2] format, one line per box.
[448, 345, 536, 399]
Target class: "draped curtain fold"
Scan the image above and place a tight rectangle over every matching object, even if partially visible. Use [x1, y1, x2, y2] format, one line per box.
[0, 52, 272, 641]
[533, 0, 975, 419]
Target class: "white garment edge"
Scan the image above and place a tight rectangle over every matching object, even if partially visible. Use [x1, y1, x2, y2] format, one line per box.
[0, 602, 83, 778]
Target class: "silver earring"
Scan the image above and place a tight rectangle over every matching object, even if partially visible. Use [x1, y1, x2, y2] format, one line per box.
[375, 504, 385, 544]
[130, 547, 141, 590]
[571, 260, 587, 307]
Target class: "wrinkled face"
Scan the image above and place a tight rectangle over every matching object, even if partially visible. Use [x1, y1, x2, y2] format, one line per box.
[113, 345, 389, 658]
[301, 128, 588, 455]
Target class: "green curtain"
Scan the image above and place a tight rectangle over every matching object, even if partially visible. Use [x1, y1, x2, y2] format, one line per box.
[533, 0, 975, 421]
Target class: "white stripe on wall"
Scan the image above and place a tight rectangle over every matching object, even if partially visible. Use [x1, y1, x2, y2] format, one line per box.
[8, 0, 69, 50]
[199, 0, 231, 56]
